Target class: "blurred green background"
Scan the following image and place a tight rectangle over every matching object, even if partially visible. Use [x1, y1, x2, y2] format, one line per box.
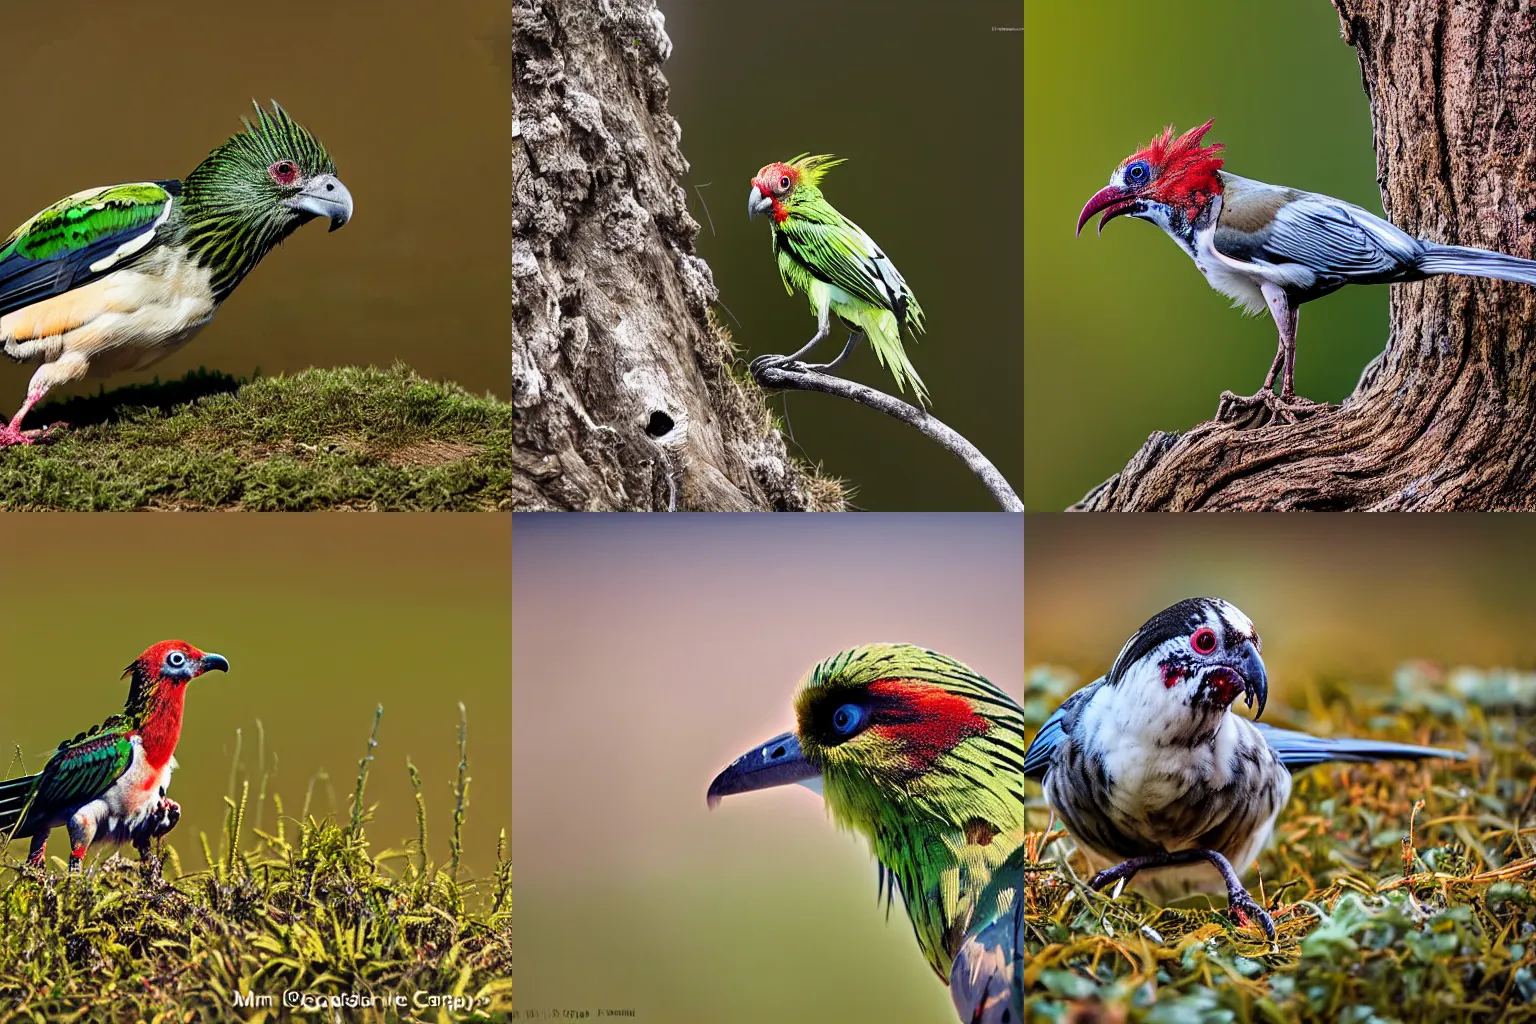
[1026, 515, 1536, 696]
[0, 1, 509, 406]
[0, 516, 510, 881]
[662, 0, 1022, 510]
[512, 513, 1022, 1023]
[1025, 2, 1384, 509]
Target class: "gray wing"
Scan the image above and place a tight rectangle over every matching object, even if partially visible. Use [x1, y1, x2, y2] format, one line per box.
[1024, 679, 1101, 782]
[949, 846, 1023, 1024]
[1216, 190, 1422, 290]
[1255, 721, 1466, 772]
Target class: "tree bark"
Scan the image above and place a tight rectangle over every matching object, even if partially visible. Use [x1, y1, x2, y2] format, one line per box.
[512, 0, 842, 511]
[1075, 0, 1536, 511]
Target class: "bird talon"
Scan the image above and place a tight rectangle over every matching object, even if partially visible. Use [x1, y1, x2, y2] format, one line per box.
[1214, 388, 1328, 429]
[1228, 891, 1277, 940]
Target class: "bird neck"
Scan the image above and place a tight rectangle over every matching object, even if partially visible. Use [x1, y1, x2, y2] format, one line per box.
[178, 172, 297, 304]
[863, 809, 1024, 981]
[123, 668, 186, 769]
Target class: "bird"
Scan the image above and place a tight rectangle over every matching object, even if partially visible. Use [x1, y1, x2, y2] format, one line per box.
[0, 101, 353, 446]
[747, 154, 930, 406]
[0, 641, 228, 872]
[1023, 597, 1466, 938]
[1076, 120, 1536, 422]
[706, 643, 1022, 1023]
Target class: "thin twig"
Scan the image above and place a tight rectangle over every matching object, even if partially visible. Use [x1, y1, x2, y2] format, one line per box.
[751, 360, 1022, 511]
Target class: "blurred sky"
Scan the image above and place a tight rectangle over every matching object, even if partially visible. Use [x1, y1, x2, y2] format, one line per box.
[0, 1, 509, 405]
[1026, 515, 1536, 698]
[512, 513, 1022, 1023]
[0, 515, 510, 881]
[1025, 2, 1384, 508]
[661, 0, 1022, 510]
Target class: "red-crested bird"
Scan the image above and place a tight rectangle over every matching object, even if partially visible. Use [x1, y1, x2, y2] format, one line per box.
[0, 641, 227, 872]
[1077, 120, 1536, 421]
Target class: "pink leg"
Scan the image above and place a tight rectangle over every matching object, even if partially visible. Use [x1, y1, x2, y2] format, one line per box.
[0, 386, 48, 447]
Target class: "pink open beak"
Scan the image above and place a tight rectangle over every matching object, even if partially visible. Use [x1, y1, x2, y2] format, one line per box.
[1076, 185, 1139, 237]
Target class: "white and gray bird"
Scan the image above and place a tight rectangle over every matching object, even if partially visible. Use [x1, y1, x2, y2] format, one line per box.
[1024, 597, 1466, 937]
[1076, 120, 1536, 422]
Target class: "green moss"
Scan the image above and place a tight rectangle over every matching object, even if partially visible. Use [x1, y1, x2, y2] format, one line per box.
[0, 708, 511, 1022]
[1024, 664, 1536, 1023]
[0, 364, 513, 510]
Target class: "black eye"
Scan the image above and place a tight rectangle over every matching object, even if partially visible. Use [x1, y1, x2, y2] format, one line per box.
[778, 175, 790, 190]
[1191, 628, 1218, 655]
[1126, 161, 1149, 184]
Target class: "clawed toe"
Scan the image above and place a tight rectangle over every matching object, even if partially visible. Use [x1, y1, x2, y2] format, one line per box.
[1215, 388, 1326, 429]
[1228, 889, 1277, 940]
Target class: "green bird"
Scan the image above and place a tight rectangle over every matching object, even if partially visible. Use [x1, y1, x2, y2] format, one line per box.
[748, 155, 930, 406]
[0, 101, 352, 446]
[707, 644, 1022, 1021]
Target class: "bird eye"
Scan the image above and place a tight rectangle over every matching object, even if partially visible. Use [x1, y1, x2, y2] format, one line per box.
[268, 160, 299, 186]
[1125, 160, 1149, 184]
[166, 651, 188, 668]
[1190, 628, 1218, 655]
[778, 175, 791, 191]
[831, 703, 867, 737]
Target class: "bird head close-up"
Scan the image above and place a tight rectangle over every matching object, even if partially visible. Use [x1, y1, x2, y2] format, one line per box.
[706, 641, 1023, 1021]
[181, 101, 352, 297]
[1076, 119, 1225, 239]
[1105, 596, 1268, 728]
[122, 640, 229, 712]
[747, 153, 844, 224]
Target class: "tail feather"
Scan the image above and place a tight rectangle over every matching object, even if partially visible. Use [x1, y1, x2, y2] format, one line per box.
[1257, 722, 1465, 773]
[856, 307, 930, 408]
[0, 774, 40, 837]
[1415, 243, 1536, 287]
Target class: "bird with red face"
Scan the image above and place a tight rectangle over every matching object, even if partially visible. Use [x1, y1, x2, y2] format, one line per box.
[0, 641, 228, 872]
[1077, 120, 1536, 422]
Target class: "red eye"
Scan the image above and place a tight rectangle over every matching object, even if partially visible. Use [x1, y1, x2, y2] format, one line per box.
[268, 160, 299, 186]
[1191, 628, 1218, 655]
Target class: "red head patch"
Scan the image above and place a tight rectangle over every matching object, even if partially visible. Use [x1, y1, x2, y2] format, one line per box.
[751, 161, 801, 224]
[1125, 119, 1225, 211]
[864, 678, 990, 771]
[125, 640, 208, 684]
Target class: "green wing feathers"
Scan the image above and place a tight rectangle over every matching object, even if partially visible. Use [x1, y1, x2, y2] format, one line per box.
[30, 729, 135, 822]
[3, 184, 172, 261]
[773, 189, 930, 405]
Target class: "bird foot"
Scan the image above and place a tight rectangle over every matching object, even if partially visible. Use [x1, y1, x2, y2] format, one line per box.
[749, 353, 803, 376]
[148, 797, 181, 839]
[0, 421, 65, 447]
[1226, 886, 1277, 940]
[1215, 388, 1327, 429]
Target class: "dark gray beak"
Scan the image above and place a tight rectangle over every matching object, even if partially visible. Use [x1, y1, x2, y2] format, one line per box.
[748, 186, 774, 221]
[1234, 640, 1267, 719]
[286, 173, 353, 231]
[198, 653, 230, 675]
[707, 731, 819, 808]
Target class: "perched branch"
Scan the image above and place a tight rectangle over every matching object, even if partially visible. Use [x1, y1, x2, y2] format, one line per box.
[751, 359, 1023, 511]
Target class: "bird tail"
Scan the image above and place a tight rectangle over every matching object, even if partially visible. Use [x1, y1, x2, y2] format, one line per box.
[856, 308, 930, 408]
[1415, 244, 1536, 286]
[0, 773, 39, 839]
[1256, 722, 1466, 773]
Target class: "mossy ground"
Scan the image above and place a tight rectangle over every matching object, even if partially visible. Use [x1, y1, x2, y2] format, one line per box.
[0, 365, 512, 510]
[1024, 664, 1536, 1023]
[0, 708, 512, 1023]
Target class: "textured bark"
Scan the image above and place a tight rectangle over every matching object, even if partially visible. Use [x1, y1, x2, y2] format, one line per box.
[1075, 0, 1536, 511]
[513, 0, 841, 510]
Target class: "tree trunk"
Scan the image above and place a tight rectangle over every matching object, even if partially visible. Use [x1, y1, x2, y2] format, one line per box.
[513, 0, 842, 511]
[1075, 0, 1536, 511]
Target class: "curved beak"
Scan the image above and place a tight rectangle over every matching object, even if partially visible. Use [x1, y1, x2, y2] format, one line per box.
[1076, 185, 1138, 237]
[197, 653, 230, 676]
[747, 186, 775, 221]
[1230, 640, 1268, 719]
[286, 173, 353, 231]
[706, 730, 820, 808]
